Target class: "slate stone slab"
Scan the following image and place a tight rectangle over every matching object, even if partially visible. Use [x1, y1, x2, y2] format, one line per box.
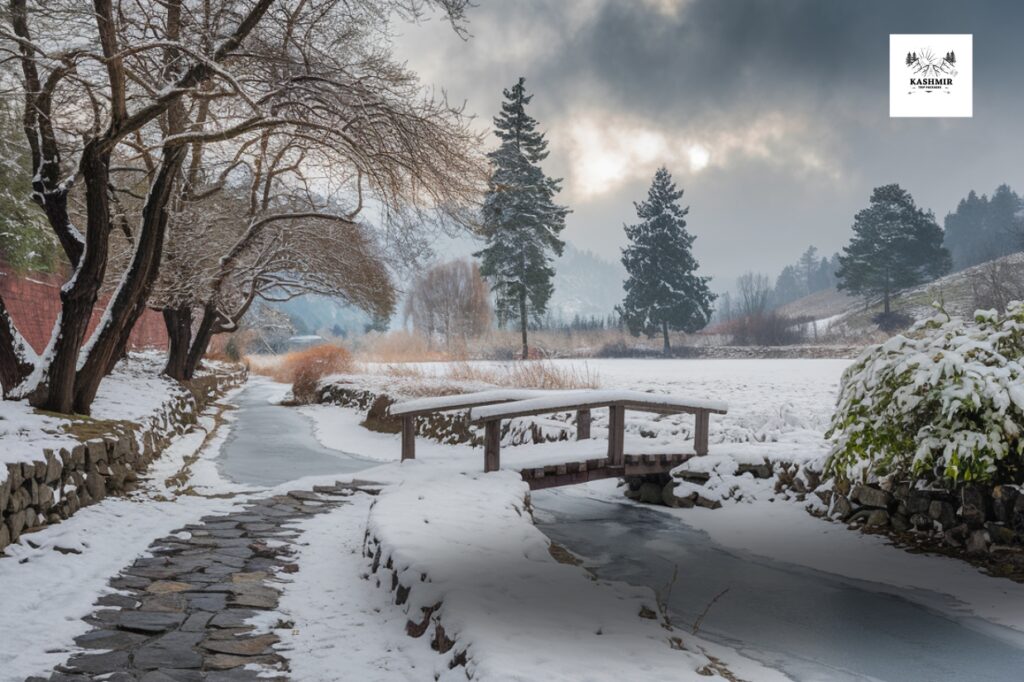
[133, 631, 204, 670]
[116, 610, 187, 634]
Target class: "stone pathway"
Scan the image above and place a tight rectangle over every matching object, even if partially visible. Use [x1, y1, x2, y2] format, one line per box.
[27, 483, 371, 681]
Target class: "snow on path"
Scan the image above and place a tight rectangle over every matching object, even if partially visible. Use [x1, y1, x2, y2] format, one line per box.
[0, 416, 244, 679]
[255, 494, 449, 681]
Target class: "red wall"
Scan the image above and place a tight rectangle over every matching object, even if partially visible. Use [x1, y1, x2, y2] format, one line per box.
[0, 266, 168, 355]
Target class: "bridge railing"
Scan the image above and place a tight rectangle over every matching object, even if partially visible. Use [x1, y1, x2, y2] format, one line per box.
[388, 389, 728, 475]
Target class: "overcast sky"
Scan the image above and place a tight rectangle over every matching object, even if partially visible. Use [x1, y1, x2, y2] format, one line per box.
[393, 0, 1023, 289]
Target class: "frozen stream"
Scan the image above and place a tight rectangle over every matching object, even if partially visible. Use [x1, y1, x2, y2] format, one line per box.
[533, 491, 1024, 682]
[217, 379, 375, 486]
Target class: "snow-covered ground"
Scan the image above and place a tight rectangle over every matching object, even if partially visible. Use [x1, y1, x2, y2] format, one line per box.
[0, 352, 211, 476]
[10, 360, 1024, 682]
[0, 408, 244, 678]
[358, 358, 848, 468]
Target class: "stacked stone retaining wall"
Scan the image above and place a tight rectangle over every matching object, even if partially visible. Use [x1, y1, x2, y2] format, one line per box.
[0, 368, 246, 554]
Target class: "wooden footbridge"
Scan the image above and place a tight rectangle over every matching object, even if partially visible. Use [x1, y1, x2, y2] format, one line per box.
[389, 389, 728, 490]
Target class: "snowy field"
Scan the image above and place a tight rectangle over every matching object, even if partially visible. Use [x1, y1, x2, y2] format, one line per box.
[359, 357, 851, 466]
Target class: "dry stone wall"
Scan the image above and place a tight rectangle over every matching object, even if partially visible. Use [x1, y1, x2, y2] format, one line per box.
[0, 369, 246, 554]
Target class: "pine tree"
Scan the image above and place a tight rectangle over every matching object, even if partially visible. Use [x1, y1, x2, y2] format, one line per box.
[837, 183, 951, 316]
[617, 167, 715, 354]
[476, 77, 569, 359]
[796, 245, 819, 295]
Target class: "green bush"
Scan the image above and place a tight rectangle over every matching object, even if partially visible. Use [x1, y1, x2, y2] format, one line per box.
[826, 302, 1024, 486]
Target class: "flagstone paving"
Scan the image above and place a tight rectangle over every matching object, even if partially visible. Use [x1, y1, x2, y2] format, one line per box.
[26, 483, 371, 681]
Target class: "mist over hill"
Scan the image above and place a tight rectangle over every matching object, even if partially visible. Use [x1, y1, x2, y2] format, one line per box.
[547, 244, 626, 321]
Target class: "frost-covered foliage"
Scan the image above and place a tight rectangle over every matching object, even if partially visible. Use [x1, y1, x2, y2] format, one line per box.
[826, 303, 1024, 485]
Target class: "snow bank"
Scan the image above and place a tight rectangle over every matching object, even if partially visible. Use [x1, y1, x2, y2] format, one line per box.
[363, 463, 784, 681]
[1, 352, 190, 476]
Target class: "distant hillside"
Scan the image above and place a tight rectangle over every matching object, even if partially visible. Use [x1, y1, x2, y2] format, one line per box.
[547, 244, 625, 320]
[776, 252, 1024, 339]
[272, 295, 373, 337]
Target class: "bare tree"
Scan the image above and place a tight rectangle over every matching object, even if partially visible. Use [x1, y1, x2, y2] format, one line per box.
[968, 257, 1024, 313]
[736, 272, 773, 318]
[0, 0, 483, 413]
[404, 259, 492, 352]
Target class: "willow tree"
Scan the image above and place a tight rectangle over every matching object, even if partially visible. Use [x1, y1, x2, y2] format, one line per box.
[0, 0, 480, 413]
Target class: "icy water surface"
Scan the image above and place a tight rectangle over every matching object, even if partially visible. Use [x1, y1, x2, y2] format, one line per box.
[534, 491, 1024, 682]
[217, 379, 374, 486]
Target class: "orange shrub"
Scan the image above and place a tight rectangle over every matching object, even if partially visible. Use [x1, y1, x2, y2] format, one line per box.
[275, 344, 353, 404]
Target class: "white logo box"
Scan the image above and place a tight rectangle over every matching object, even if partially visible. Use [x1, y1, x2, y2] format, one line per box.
[890, 34, 973, 118]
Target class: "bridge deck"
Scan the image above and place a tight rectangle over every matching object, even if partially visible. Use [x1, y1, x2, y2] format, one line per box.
[519, 453, 694, 490]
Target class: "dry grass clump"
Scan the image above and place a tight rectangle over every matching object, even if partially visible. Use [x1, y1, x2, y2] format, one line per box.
[503, 360, 599, 389]
[247, 344, 352, 403]
[371, 359, 599, 391]
[354, 330, 459, 363]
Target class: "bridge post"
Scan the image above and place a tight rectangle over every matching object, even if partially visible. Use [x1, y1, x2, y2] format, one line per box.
[484, 420, 501, 472]
[607, 405, 625, 466]
[401, 416, 416, 461]
[576, 408, 591, 440]
[694, 410, 709, 456]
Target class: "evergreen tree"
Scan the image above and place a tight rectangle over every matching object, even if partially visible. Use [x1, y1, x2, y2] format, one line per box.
[476, 77, 569, 359]
[617, 167, 715, 354]
[796, 245, 819, 295]
[773, 265, 802, 306]
[837, 184, 951, 316]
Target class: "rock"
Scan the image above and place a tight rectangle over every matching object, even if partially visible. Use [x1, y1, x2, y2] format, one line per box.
[200, 634, 278, 656]
[736, 462, 772, 479]
[695, 495, 722, 510]
[961, 485, 990, 528]
[638, 482, 663, 505]
[228, 591, 277, 609]
[992, 485, 1020, 525]
[906, 490, 932, 515]
[1012, 493, 1024, 534]
[74, 628, 149, 651]
[133, 631, 204, 670]
[830, 494, 853, 520]
[929, 500, 957, 529]
[61, 650, 131, 675]
[116, 610, 187, 634]
[85, 472, 106, 502]
[846, 508, 871, 525]
[853, 484, 893, 509]
[985, 522, 1016, 545]
[623, 488, 641, 501]
[943, 523, 969, 548]
[146, 580, 195, 594]
[7, 509, 27, 540]
[139, 671, 203, 682]
[890, 513, 911, 532]
[966, 529, 991, 555]
[865, 509, 890, 528]
[677, 470, 710, 484]
[203, 654, 279, 671]
[208, 610, 257, 629]
[661, 482, 680, 508]
[0, 523, 10, 552]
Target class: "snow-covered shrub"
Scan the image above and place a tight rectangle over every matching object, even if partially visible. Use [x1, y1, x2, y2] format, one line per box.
[826, 303, 1024, 485]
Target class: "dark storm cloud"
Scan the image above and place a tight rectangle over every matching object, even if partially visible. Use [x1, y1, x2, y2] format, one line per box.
[394, 0, 1024, 288]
